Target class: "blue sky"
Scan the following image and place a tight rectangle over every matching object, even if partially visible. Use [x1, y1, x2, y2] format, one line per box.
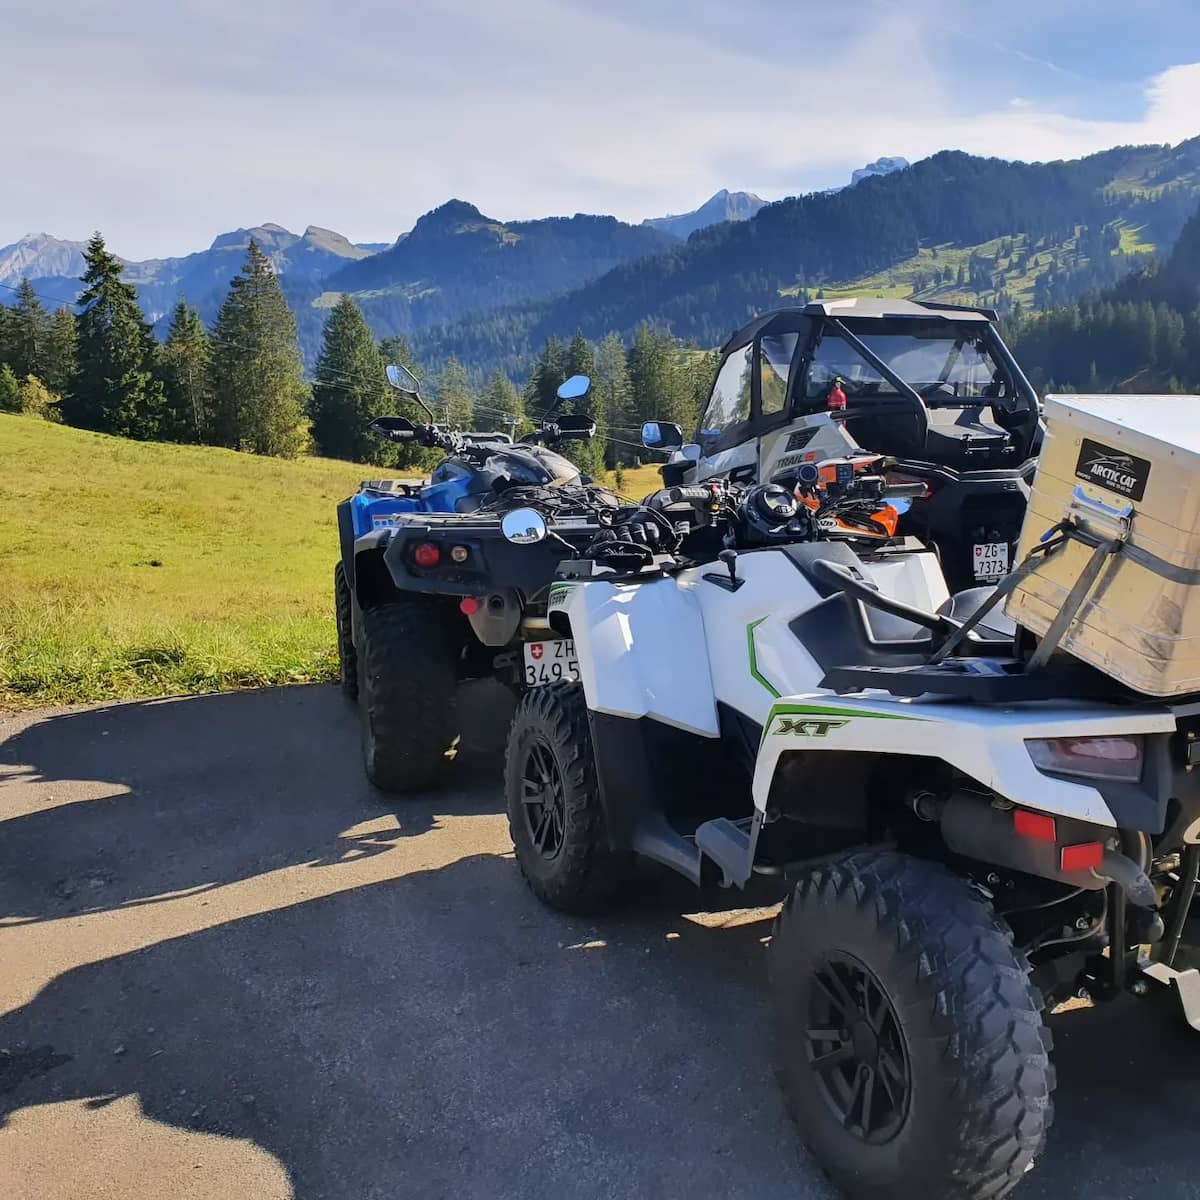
[3, 0, 1200, 258]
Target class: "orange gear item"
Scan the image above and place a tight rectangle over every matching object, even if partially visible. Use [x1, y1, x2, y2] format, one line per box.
[827, 380, 847, 411]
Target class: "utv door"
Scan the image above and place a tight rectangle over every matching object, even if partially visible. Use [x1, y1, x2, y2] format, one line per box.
[693, 317, 808, 484]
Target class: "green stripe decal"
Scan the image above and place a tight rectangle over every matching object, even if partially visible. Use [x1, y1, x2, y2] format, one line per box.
[747, 617, 781, 699]
[766, 702, 925, 723]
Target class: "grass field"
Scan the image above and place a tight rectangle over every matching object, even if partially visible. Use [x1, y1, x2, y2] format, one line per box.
[0, 414, 666, 708]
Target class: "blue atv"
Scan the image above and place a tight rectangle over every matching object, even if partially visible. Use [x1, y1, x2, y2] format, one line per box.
[334, 367, 611, 792]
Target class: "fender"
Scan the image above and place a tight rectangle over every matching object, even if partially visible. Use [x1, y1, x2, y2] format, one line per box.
[549, 578, 719, 737]
[752, 693, 1176, 827]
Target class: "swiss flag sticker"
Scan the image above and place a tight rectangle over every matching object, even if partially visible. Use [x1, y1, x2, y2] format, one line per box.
[531, 643, 544, 660]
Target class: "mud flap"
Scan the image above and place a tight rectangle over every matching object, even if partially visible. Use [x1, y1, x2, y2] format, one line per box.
[1141, 961, 1200, 1031]
[695, 812, 761, 888]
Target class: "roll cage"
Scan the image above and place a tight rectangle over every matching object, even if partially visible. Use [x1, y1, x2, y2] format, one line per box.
[695, 300, 1041, 465]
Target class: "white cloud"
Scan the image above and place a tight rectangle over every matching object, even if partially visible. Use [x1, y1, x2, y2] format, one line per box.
[1, 0, 1197, 258]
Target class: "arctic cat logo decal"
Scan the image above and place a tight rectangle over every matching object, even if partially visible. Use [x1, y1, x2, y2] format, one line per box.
[1074, 438, 1150, 501]
[784, 427, 819, 452]
[773, 717, 848, 737]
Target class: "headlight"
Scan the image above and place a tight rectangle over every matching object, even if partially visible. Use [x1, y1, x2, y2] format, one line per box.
[1026, 735, 1143, 782]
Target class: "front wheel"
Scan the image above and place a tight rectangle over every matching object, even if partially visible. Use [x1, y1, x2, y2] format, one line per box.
[504, 683, 630, 913]
[770, 850, 1055, 1200]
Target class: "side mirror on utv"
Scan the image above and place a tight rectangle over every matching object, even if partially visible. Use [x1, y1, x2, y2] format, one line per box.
[368, 415, 417, 441]
[642, 421, 683, 450]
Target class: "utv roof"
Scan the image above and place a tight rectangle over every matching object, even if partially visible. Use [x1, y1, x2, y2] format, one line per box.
[723, 298, 996, 352]
[804, 298, 995, 322]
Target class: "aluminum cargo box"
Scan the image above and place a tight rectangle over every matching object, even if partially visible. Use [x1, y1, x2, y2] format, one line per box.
[1006, 394, 1200, 697]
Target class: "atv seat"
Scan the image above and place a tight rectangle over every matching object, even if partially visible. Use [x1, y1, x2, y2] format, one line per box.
[784, 543, 1012, 674]
[938, 586, 1015, 641]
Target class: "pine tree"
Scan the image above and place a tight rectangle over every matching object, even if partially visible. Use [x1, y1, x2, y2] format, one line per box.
[0, 299, 11, 366]
[0, 363, 19, 413]
[42, 308, 77, 399]
[64, 233, 166, 438]
[8, 280, 49, 380]
[379, 334, 418, 375]
[626, 324, 671, 430]
[160, 301, 213, 442]
[437, 357, 474, 428]
[209, 240, 309, 457]
[593, 333, 630, 468]
[482, 368, 525, 435]
[523, 336, 566, 416]
[566, 330, 594, 380]
[310, 295, 390, 462]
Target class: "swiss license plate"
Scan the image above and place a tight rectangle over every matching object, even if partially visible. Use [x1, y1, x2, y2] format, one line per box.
[973, 542, 1009, 580]
[523, 639, 580, 686]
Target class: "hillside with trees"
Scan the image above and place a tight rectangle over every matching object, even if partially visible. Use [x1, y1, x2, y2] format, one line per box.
[0, 236, 718, 474]
[413, 140, 1200, 375]
[1007, 204, 1200, 393]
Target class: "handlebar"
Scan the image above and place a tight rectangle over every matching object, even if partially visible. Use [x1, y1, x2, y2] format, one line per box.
[667, 485, 717, 505]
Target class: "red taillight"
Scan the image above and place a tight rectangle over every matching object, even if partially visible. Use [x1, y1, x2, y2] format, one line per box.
[459, 596, 480, 615]
[1013, 810, 1057, 843]
[1060, 842, 1104, 872]
[413, 542, 440, 568]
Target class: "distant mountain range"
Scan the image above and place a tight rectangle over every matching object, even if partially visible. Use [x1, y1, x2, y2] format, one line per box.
[6, 146, 1198, 377]
[411, 139, 1200, 375]
[850, 156, 910, 187]
[643, 189, 766, 239]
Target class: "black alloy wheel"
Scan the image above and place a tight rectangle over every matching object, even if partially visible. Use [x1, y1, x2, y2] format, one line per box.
[521, 738, 567, 860]
[807, 953, 911, 1145]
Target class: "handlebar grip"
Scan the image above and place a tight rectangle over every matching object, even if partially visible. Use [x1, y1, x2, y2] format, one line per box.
[883, 482, 927, 498]
[667, 486, 714, 504]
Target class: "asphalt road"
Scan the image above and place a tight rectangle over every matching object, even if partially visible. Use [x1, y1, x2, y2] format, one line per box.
[1, 683, 1198, 1200]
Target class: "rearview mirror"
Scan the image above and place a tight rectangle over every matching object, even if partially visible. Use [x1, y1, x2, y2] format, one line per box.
[500, 508, 548, 545]
[556, 374, 591, 402]
[641, 421, 683, 450]
[385, 363, 421, 396]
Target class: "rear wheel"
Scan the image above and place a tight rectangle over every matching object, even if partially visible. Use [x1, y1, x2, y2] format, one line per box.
[504, 683, 630, 913]
[358, 598, 459, 793]
[333, 562, 357, 701]
[771, 850, 1054, 1200]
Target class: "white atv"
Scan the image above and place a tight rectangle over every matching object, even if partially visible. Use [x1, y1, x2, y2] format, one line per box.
[496, 395, 1200, 1200]
[648, 298, 1042, 593]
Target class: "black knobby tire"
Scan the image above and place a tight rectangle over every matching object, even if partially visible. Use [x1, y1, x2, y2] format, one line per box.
[770, 850, 1055, 1200]
[504, 682, 630, 914]
[333, 562, 358, 701]
[358, 599, 459, 793]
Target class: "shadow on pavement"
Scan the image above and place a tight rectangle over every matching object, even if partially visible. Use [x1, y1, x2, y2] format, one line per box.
[0, 681, 514, 925]
[2, 682, 1199, 1198]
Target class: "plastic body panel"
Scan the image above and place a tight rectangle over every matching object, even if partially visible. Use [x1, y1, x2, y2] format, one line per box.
[549, 546, 950, 738]
[752, 694, 1174, 826]
[552, 541, 1181, 832]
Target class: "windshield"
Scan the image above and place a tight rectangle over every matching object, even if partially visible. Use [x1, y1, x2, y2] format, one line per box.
[806, 324, 1008, 404]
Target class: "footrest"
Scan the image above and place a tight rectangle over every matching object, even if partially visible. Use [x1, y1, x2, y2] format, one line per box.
[1141, 961, 1200, 1031]
[695, 817, 754, 888]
